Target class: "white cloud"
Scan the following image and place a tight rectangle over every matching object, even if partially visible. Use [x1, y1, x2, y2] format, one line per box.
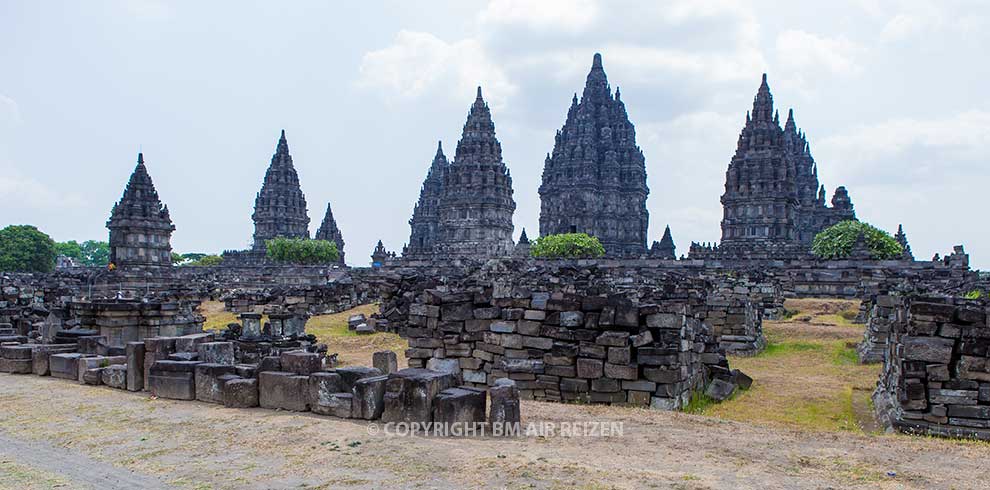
[776, 29, 862, 76]
[818, 110, 990, 176]
[479, 0, 599, 32]
[0, 163, 86, 210]
[0, 94, 22, 128]
[356, 30, 517, 109]
[602, 43, 766, 84]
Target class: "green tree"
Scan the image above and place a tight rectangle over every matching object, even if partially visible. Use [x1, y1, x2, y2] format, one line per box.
[530, 233, 606, 259]
[79, 240, 109, 266]
[265, 238, 339, 264]
[55, 240, 83, 262]
[0, 225, 57, 272]
[812, 220, 903, 260]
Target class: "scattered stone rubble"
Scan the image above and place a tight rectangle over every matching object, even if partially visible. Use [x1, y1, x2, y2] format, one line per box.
[0, 313, 522, 433]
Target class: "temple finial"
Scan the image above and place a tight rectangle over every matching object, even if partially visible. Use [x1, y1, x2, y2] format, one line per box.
[137, 152, 144, 164]
[592, 52, 603, 68]
[476, 86, 483, 100]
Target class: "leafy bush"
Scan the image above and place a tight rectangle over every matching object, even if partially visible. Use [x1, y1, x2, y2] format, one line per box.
[0, 225, 56, 272]
[265, 238, 339, 264]
[964, 290, 983, 299]
[811, 221, 902, 260]
[530, 233, 605, 259]
[185, 254, 223, 267]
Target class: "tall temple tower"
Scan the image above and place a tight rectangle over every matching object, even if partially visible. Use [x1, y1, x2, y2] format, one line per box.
[406, 141, 449, 258]
[251, 130, 310, 251]
[717, 74, 855, 258]
[435, 87, 516, 258]
[315, 202, 346, 265]
[107, 153, 175, 268]
[538, 53, 649, 256]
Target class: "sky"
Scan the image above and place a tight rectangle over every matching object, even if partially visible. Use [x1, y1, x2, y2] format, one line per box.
[1, 0, 988, 268]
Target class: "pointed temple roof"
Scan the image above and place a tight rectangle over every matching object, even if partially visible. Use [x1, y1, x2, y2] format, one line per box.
[405, 140, 451, 257]
[453, 87, 502, 166]
[251, 130, 310, 250]
[518, 228, 529, 244]
[315, 202, 346, 264]
[108, 152, 174, 228]
[538, 52, 649, 256]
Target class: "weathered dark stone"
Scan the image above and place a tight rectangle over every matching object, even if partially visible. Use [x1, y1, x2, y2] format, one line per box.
[352, 375, 389, 420]
[373, 350, 398, 375]
[434, 387, 486, 425]
[382, 368, 456, 424]
[223, 378, 259, 408]
[195, 363, 237, 404]
[280, 350, 322, 375]
[488, 378, 521, 426]
[258, 371, 310, 412]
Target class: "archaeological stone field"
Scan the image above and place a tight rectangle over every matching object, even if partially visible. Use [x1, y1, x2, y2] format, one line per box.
[2, 49, 988, 489]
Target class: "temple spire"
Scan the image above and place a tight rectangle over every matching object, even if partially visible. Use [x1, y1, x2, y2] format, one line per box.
[751, 73, 774, 123]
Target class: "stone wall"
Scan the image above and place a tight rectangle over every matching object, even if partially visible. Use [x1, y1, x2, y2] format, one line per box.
[856, 294, 903, 364]
[385, 261, 758, 410]
[873, 295, 990, 439]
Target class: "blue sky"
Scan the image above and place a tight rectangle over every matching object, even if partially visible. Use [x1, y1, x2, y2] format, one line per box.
[1, 1, 987, 267]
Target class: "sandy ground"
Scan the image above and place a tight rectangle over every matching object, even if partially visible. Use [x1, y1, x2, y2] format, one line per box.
[1, 373, 989, 490]
[2, 298, 989, 489]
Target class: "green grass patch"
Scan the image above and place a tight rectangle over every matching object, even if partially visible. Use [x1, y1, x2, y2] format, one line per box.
[759, 340, 824, 357]
[831, 343, 859, 366]
[683, 390, 718, 414]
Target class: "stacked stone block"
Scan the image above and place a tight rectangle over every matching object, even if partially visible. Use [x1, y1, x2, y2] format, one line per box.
[857, 294, 903, 363]
[874, 296, 990, 439]
[402, 287, 735, 410]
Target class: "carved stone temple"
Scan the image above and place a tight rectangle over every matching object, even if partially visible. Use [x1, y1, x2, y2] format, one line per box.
[405, 142, 449, 258]
[712, 74, 855, 259]
[407, 88, 516, 259]
[314, 202, 346, 265]
[251, 130, 310, 251]
[107, 152, 175, 269]
[538, 53, 650, 257]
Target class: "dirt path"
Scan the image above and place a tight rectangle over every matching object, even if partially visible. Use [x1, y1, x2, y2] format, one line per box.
[1, 374, 988, 489]
[0, 430, 172, 489]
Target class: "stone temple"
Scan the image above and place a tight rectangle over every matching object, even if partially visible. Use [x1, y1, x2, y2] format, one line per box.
[314, 202, 346, 265]
[107, 152, 175, 268]
[405, 142, 449, 259]
[538, 53, 649, 257]
[407, 88, 516, 259]
[251, 130, 310, 251]
[713, 74, 855, 259]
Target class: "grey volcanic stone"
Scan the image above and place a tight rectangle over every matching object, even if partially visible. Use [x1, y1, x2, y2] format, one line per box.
[434, 387, 486, 425]
[101, 365, 127, 389]
[488, 378, 521, 426]
[382, 368, 457, 424]
[125, 342, 145, 391]
[280, 350, 322, 375]
[373, 351, 398, 375]
[197, 342, 234, 365]
[352, 375, 389, 420]
[195, 363, 237, 404]
[223, 378, 259, 408]
[309, 372, 345, 416]
[259, 371, 309, 412]
[334, 366, 383, 392]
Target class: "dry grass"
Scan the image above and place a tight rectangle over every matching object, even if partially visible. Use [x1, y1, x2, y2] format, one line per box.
[0, 460, 69, 489]
[701, 298, 879, 432]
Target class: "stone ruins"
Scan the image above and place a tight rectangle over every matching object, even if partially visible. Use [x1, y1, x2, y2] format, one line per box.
[2, 52, 987, 441]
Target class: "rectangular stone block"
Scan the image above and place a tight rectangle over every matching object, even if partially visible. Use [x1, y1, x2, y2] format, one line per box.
[902, 336, 954, 363]
[603, 363, 638, 380]
[280, 350, 322, 375]
[352, 375, 389, 420]
[197, 342, 235, 365]
[195, 363, 237, 404]
[382, 368, 456, 424]
[259, 371, 310, 412]
[576, 358, 603, 379]
[31, 345, 77, 376]
[101, 364, 127, 389]
[223, 377, 259, 408]
[373, 350, 399, 375]
[309, 371, 345, 416]
[149, 371, 196, 400]
[433, 387, 486, 425]
[125, 341, 146, 391]
[49, 353, 84, 380]
[334, 366, 384, 391]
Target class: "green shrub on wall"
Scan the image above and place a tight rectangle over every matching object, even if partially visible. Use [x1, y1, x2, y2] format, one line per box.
[530, 233, 605, 259]
[811, 220, 902, 260]
[265, 238, 339, 264]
